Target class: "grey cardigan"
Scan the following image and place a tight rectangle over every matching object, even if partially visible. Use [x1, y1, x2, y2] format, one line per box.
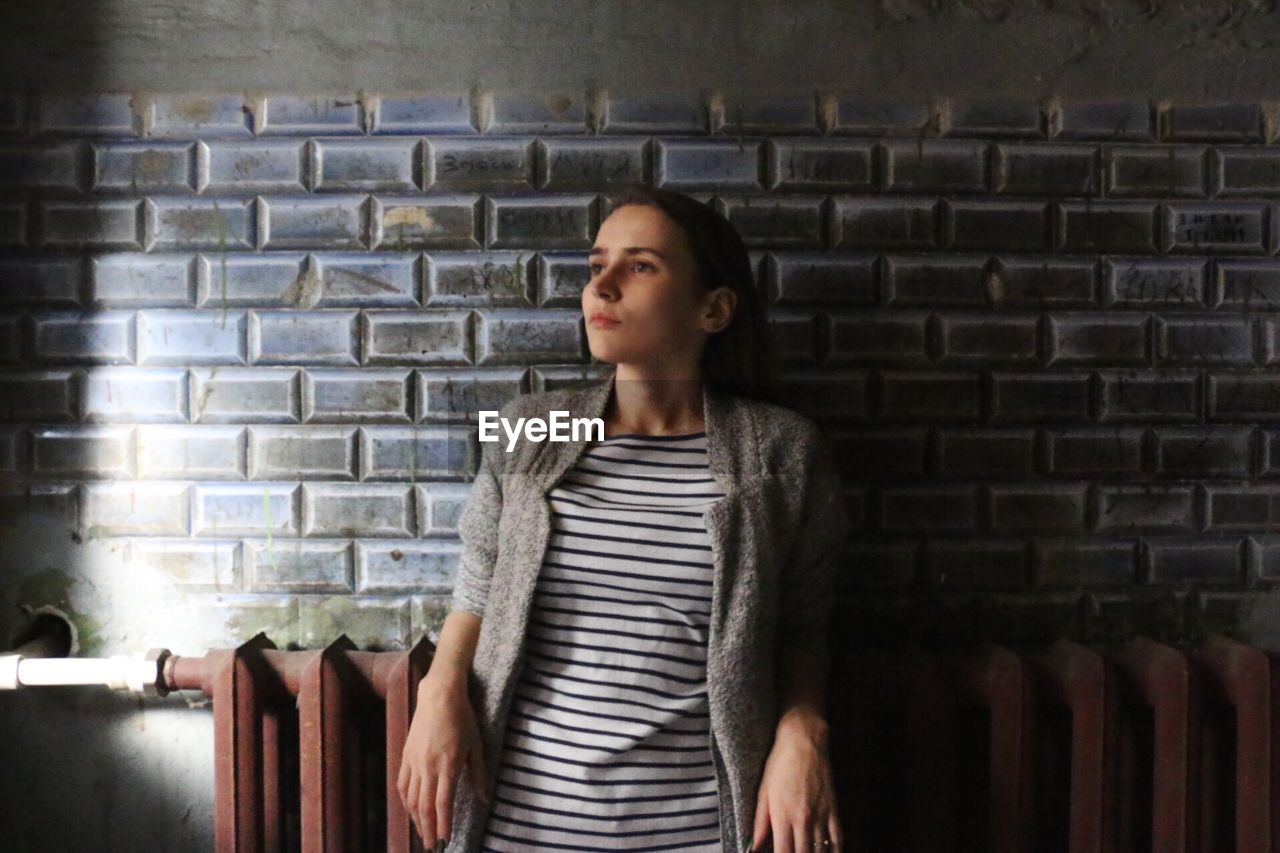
[444, 365, 849, 852]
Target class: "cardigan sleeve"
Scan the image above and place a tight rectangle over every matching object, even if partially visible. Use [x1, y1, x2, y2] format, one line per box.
[777, 419, 849, 661]
[448, 399, 514, 618]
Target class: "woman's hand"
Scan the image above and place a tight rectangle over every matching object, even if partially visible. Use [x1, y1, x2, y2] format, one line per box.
[750, 709, 842, 852]
[397, 670, 492, 848]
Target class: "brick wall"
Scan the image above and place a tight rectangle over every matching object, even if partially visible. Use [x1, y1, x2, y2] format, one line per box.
[2, 91, 1279, 655]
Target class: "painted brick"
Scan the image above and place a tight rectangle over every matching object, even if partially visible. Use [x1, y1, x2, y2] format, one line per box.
[838, 428, 928, 476]
[191, 367, 299, 423]
[832, 98, 931, 137]
[474, 309, 584, 365]
[767, 139, 873, 192]
[414, 482, 472, 535]
[39, 200, 144, 250]
[1099, 370, 1200, 422]
[775, 370, 870, 424]
[149, 197, 256, 250]
[356, 540, 458, 594]
[1218, 149, 1280, 197]
[1056, 201, 1159, 253]
[415, 369, 526, 423]
[1165, 202, 1269, 254]
[536, 251, 590, 307]
[0, 371, 78, 421]
[881, 139, 987, 192]
[0, 200, 26, 247]
[879, 484, 979, 533]
[247, 425, 358, 480]
[601, 94, 707, 135]
[359, 426, 473, 481]
[1034, 539, 1137, 586]
[1154, 316, 1255, 366]
[260, 195, 368, 250]
[32, 311, 136, 364]
[193, 482, 299, 537]
[944, 201, 1049, 252]
[31, 425, 133, 478]
[933, 429, 1036, 478]
[363, 310, 471, 366]
[935, 314, 1040, 365]
[992, 142, 1098, 195]
[0, 141, 81, 192]
[832, 198, 938, 250]
[314, 138, 419, 192]
[426, 138, 534, 190]
[538, 138, 648, 190]
[884, 256, 987, 305]
[1055, 100, 1153, 141]
[947, 98, 1043, 139]
[425, 252, 534, 308]
[297, 595, 412, 650]
[36, 94, 137, 136]
[1094, 485, 1197, 533]
[83, 367, 188, 423]
[303, 369, 412, 423]
[1153, 427, 1253, 478]
[137, 425, 245, 480]
[827, 312, 930, 366]
[1045, 428, 1145, 476]
[768, 252, 876, 306]
[149, 95, 253, 138]
[91, 254, 195, 308]
[310, 253, 420, 308]
[993, 258, 1097, 307]
[258, 95, 363, 135]
[302, 483, 414, 537]
[486, 93, 587, 134]
[0, 255, 83, 307]
[485, 195, 595, 250]
[137, 310, 247, 366]
[989, 372, 1092, 423]
[1162, 103, 1265, 143]
[93, 141, 195, 193]
[196, 252, 307, 308]
[877, 371, 982, 422]
[1204, 485, 1280, 529]
[202, 140, 306, 193]
[926, 539, 1029, 589]
[1046, 313, 1148, 366]
[372, 94, 473, 135]
[1103, 258, 1206, 309]
[371, 195, 481, 250]
[987, 484, 1089, 533]
[247, 540, 352, 593]
[249, 309, 359, 366]
[82, 482, 190, 537]
[716, 94, 818, 135]
[1106, 145, 1208, 198]
[654, 139, 762, 191]
[766, 310, 819, 365]
[716, 195, 826, 248]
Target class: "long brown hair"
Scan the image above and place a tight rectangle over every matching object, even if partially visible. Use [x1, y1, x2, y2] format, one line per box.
[599, 184, 782, 406]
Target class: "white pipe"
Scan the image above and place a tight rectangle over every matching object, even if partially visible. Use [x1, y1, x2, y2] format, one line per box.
[0, 650, 169, 695]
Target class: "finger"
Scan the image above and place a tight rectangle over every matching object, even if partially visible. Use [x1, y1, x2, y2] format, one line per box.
[419, 771, 437, 845]
[405, 773, 421, 837]
[396, 755, 409, 802]
[772, 812, 793, 853]
[437, 763, 456, 844]
[793, 820, 808, 853]
[751, 793, 771, 851]
[828, 813, 843, 852]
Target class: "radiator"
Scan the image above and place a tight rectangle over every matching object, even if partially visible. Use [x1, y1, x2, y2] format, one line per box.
[828, 633, 1277, 853]
[158, 632, 434, 853]
[12, 629, 1272, 851]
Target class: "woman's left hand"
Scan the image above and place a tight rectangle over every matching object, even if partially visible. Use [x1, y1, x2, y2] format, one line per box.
[749, 710, 842, 852]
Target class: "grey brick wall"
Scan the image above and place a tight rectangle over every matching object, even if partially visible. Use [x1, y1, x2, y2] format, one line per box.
[3, 91, 1280, 654]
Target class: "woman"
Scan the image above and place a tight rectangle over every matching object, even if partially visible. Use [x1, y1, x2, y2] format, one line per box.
[397, 185, 849, 852]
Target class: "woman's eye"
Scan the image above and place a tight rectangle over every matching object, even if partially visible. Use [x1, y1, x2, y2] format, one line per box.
[587, 261, 655, 275]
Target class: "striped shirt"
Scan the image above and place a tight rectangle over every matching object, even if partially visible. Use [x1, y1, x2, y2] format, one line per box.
[479, 430, 728, 852]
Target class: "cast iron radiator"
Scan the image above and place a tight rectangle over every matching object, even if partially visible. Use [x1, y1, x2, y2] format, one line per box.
[158, 631, 1272, 852]
[829, 633, 1275, 853]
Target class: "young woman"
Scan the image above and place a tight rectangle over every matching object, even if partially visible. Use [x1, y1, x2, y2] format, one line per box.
[397, 185, 849, 852]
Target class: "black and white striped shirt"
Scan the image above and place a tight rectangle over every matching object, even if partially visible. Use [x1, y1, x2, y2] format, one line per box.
[480, 430, 728, 852]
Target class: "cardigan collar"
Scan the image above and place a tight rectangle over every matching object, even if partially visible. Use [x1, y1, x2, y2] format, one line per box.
[529, 364, 752, 495]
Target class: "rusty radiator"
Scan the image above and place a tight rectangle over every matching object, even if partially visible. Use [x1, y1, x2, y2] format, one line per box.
[156, 631, 1274, 852]
[159, 632, 434, 853]
[829, 633, 1277, 853]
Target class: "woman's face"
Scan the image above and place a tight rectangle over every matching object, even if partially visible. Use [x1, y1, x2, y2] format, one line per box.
[582, 203, 732, 374]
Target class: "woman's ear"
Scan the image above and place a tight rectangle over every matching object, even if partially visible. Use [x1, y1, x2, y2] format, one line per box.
[700, 285, 737, 333]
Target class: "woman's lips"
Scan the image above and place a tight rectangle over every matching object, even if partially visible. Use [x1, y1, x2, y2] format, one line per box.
[589, 315, 620, 327]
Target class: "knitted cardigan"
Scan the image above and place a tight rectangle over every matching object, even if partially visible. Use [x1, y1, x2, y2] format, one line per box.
[443, 365, 849, 852]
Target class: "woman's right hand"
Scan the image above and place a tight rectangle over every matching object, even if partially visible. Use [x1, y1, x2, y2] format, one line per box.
[397, 672, 492, 848]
